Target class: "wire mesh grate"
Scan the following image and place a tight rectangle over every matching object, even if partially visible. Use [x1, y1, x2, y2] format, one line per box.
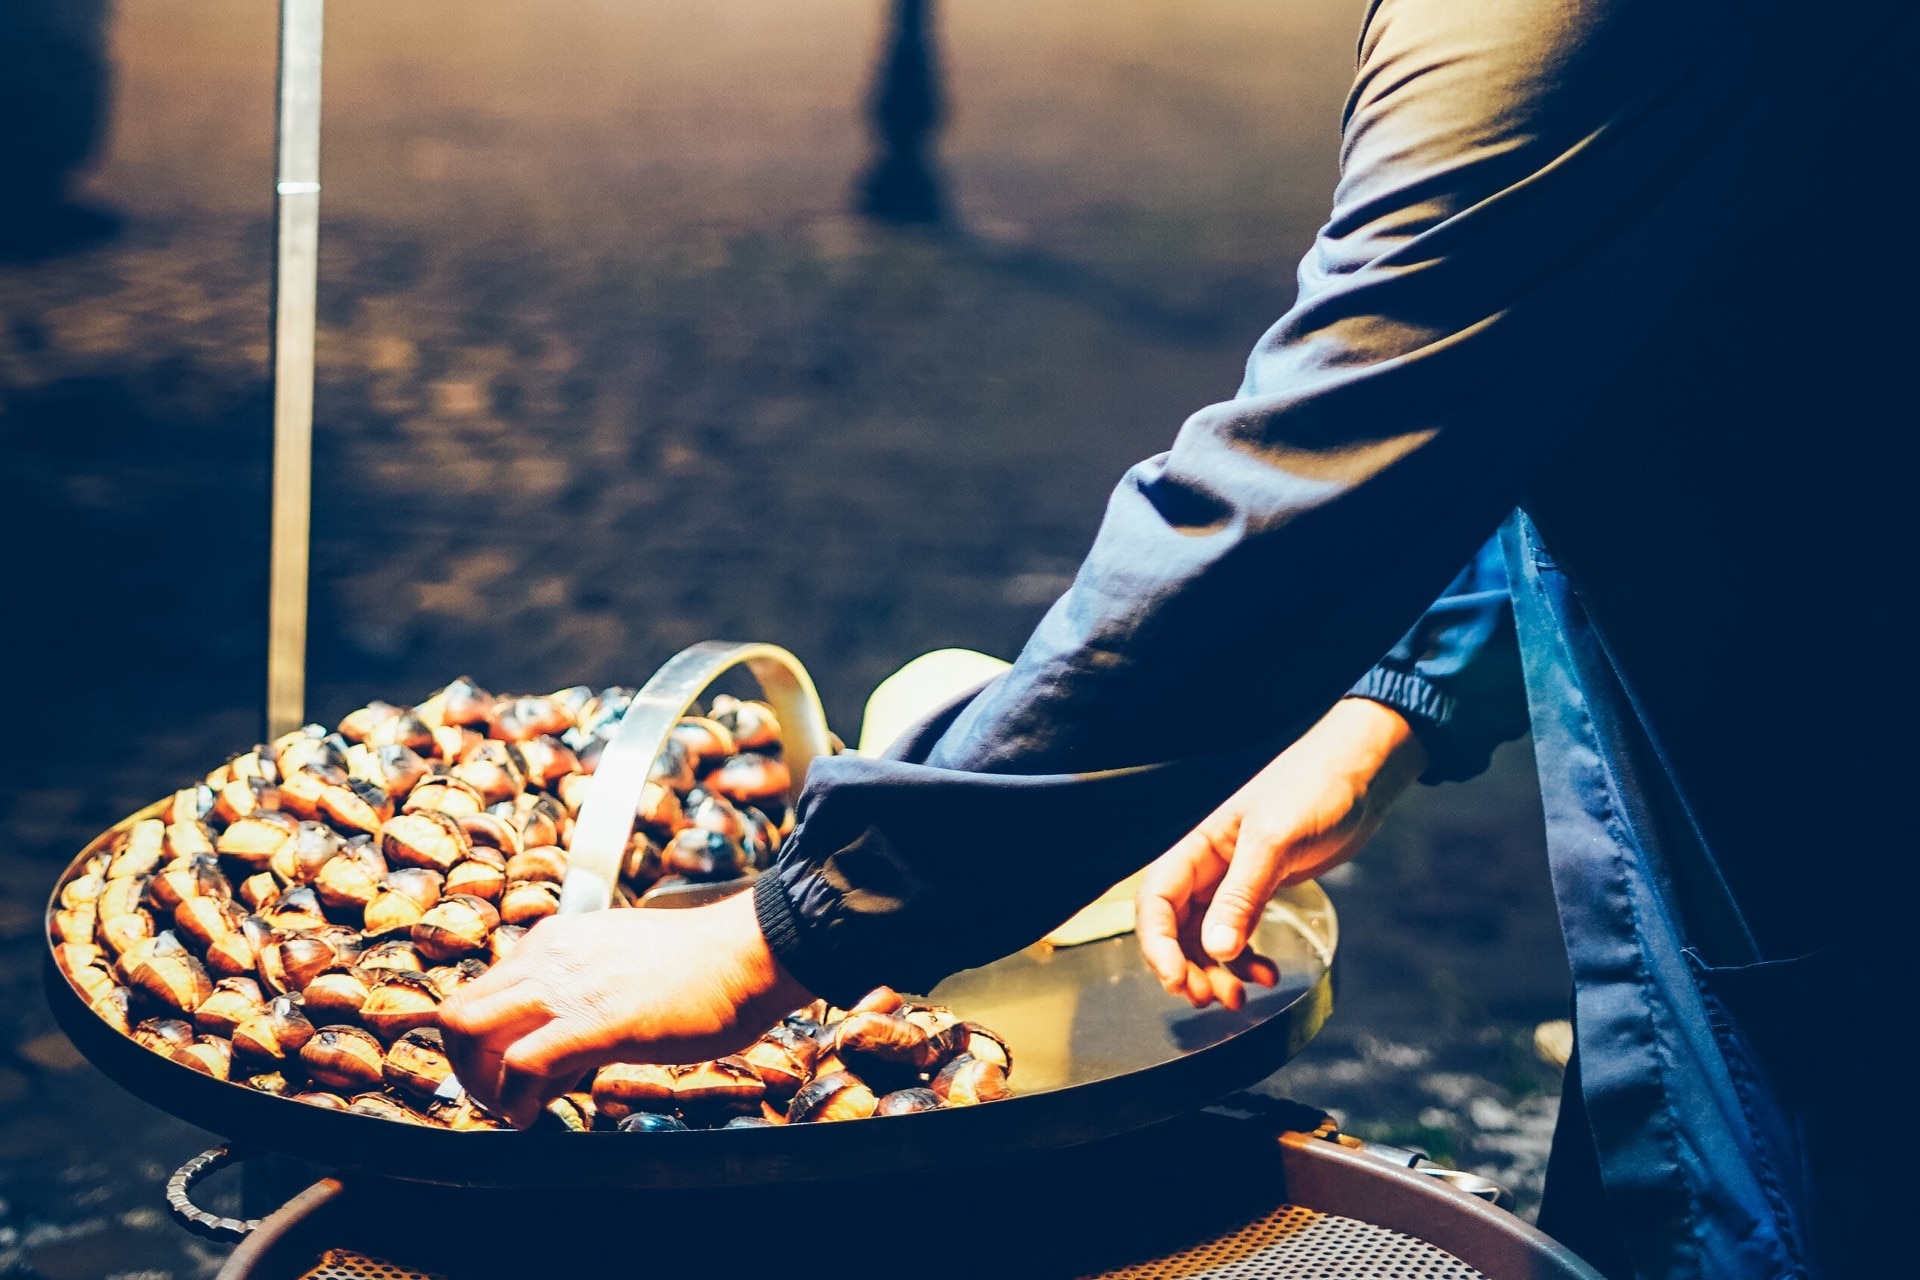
[300, 1248, 447, 1280]
[1083, 1203, 1488, 1279]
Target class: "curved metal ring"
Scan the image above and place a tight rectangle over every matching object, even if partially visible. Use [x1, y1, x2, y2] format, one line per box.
[560, 641, 832, 915]
[165, 1145, 262, 1242]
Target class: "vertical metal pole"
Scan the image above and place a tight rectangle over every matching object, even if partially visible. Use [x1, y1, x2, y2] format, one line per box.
[266, 0, 324, 740]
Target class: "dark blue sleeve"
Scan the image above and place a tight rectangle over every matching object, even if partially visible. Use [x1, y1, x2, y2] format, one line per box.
[1347, 532, 1527, 784]
[755, 0, 1838, 1003]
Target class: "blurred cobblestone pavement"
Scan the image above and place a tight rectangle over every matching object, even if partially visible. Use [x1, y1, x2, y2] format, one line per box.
[2, 2, 1569, 1272]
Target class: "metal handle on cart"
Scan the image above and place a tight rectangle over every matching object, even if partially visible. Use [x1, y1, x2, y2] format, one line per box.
[166, 1146, 262, 1242]
[559, 641, 833, 915]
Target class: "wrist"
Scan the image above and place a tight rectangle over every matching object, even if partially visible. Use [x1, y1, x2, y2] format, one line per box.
[716, 887, 812, 1029]
[1329, 697, 1428, 796]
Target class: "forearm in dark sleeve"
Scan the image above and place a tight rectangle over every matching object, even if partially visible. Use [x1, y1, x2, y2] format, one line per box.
[758, 0, 1860, 999]
[1347, 531, 1527, 784]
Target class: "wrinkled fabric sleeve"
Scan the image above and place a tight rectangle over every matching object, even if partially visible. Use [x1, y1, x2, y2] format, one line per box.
[756, 0, 1831, 1004]
[1347, 532, 1526, 784]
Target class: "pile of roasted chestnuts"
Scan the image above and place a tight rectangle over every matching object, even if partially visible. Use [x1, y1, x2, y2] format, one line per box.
[47, 678, 1015, 1130]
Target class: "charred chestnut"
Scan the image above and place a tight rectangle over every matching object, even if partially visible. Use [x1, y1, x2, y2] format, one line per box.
[617, 1112, 691, 1133]
[382, 1026, 454, 1099]
[875, 1087, 945, 1116]
[300, 1025, 386, 1091]
[314, 842, 389, 914]
[424, 957, 488, 1001]
[214, 776, 281, 826]
[108, 820, 168, 879]
[366, 709, 436, 755]
[489, 695, 572, 742]
[173, 896, 243, 950]
[347, 742, 431, 802]
[786, 1072, 878, 1124]
[261, 884, 329, 934]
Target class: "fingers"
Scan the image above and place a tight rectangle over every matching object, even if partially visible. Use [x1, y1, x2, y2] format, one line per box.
[1134, 887, 1193, 995]
[1135, 830, 1228, 994]
[438, 984, 549, 1114]
[1198, 822, 1292, 962]
[497, 1021, 597, 1128]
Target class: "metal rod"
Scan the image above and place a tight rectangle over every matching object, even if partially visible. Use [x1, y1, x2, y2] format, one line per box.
[266, 0, 325, 740]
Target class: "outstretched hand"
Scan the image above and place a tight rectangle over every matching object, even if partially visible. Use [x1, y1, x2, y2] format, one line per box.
[437, 890, 810, 1127]
[1135, 698, 1427, 1010]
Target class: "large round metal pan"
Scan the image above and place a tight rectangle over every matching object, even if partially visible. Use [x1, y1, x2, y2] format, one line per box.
[46, 801, 1335, 1189]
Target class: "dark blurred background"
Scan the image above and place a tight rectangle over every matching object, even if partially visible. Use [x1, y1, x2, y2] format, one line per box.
[0, 2, 1568, 1273]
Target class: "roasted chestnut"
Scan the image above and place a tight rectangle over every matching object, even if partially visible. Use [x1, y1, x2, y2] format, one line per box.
[133, 1017, 196, 1055]
[436, 677, 496, 729]
[833, 1011, 934, 1087]
[488, 923, 527, 964]
[739, 1035, 810, 1102]
[851, 986, 906, 1015]
[875, 1087, 945, 1116]
[401, 776, 486, 819]
[338, 700, 403, 744]
[260, 884, 329, 934]
[670, 717, 736, 772]
[195, 976, 268, 1037]
[49, 907, 97, 946]
[452, 741, 527, 806]
[592, 1062, 676, 1124]
[217, 811, 300, 869]
[108, 820, 168, 879]
[513, 736, 580, 789]
[95, 875, 150, 923]
[368, 709, 437, 756]
[412, 894, 498, 961]
[489, 695, 572, 743]
[258, 934, 338, 996]
[347, 742, 431, 801]
[497, 879, 560, 927]
[122, 933, 212, 1013]
[303, 968, 374, 1022]
[707, 752, 791, 810]
[275, 764, 341, 823]
[173, 895, 243, 950]
[272, 821, 343, 885]
[455, 813, 521, 857]
[930, 1054, 1012, 1106]
[960, 1022, 1012, 1072]
[237, 872, 283, 913]
[149, 854, 226, 912]
[382, 1026, 454, 1099]
[301, 1025, 386, 1091]
[661, 829, 750, 881]
[347, 1092, 430, 1125]
[617, 1113, 690, 1134]
[380, 811, 470, 873]
[786, 1072, 878, 1124]
[168, 783, 220, 826]
[245, 1071, 291, 1095]
[214, 776, 280, 826]
[291, 1091, 350, 1111]
[96, 909, 155, 958]
[360, 970, 441, 1040]
[505, 845, 568, 884]
[206, 915, 273, 978]
[358, 940, 426, 973]
[364, 868, 444, 933]
[429, 1093, 511, 1131]
[89, 986, 132, 1034]
[232, 996, 317, 1063]
[172, 1035, 234, 1081]
[445, 855, 507, 904]
[723, 1115, 777, 1129]
[672, 1057, 765, 1119]
[314, 841, 388, 914]
[424, 957, 488, 1000]
[163, 819, 218, 860]
[542, 1092, 597, 1132]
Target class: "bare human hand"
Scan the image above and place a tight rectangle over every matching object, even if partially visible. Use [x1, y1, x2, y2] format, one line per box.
[437, 889, 810, 1127]
[1135, 698, 1427, 1010]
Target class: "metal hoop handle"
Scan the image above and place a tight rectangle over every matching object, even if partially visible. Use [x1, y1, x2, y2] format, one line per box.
[166, 1145, 262, 1242]
[559, 641, 832, 915]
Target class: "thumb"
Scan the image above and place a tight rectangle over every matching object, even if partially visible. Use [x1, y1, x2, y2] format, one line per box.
[1199, 829, 1289, 962]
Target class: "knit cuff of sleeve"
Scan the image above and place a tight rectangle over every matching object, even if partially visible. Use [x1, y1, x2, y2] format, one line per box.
[1345, 665, 1486, 785]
